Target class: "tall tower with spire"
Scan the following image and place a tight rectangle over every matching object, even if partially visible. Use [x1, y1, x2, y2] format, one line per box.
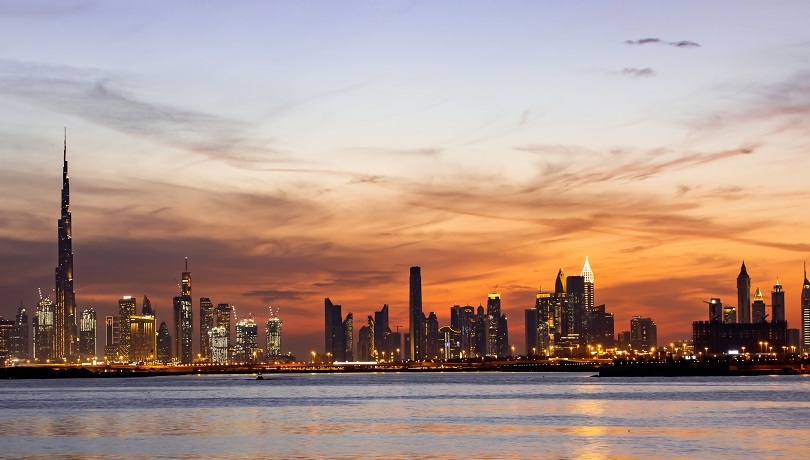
[736, 262, 751, 324]
[581, 257, 594, 313]
[801, 263, 810, 354]
[55, 128, 77, 360]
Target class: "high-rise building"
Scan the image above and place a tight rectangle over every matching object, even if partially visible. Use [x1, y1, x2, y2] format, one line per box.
[586, 304, 614, 348]
[497, 314, 509, 356]
[707, 298, 723, 322]
[752, 288, 767, 323]
[534, 292, 553, 354]
[118, 296, 136, 362]
[409, 266, 424, 361]
[629, 316, 657, 352]
[581, 256, 595, 313]
[181, 258, 191, 297]
[374, 304, 390, 356]
[525, 307, 539, 356]
[358, 324, 372, 361]
[723, 305, 737, 324]
[486, 293, 501, 357]
[343, 313, 354, 362]
[156, 321, 171, 362]
[173, 296, 192, 363]
[565, 275, 585, 344]
[215, 303, 231, 357]
[450, 305, 475, 357]
[324, 298, 346, 361]
[772, 279, 785, 322]
[130, 314, 156, 362]
[199, 297, 214, 360]
[208, 326, 228, 363]
[78, 309, 96, 361]
[0, 318, 13, 364]
[142, 295, 153, 316]
[426, 312, 439, 359]
[737, 262, 751, 323]
[473, 305, 487, 357]
[234, 317, 258, 363]
[55, 131, 77, 361]
[438, 325, 461, 359]
[265, 309, 282, 359]
[104, 316, 119, 360]
[801, 264, 810, 354]
[10, 306, 29, 361]
[34, 298, 56, 362]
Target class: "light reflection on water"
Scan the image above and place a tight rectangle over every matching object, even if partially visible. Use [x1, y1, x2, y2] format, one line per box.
[1, 372, 809, 459]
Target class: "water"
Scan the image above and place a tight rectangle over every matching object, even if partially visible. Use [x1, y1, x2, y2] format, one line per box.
[1, 372, 809, 459]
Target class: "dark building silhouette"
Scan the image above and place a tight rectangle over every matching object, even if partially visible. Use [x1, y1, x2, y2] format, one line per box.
[55, 131, 77, 361]
[173, 296, 192, 363]
[450, 305, 475, 357]
[358, 324, 372, 361]
[525, 307, 538, 355]
[737, 262, 751, 323]
[565, 275, 585, 344]
[426, 312, 439, 359]
[409, 266, 424, 361]
[156, 321, 171, 362]
[199, 297, 214, 360]
[497, 314, 509, 356]
[802, 265, 810, 354]
[374, 304, 390, 355]
[486, 293, 501, 356]
[693, 320, 788, 355]
[771, 279, 785, 322]
[324, 298, 345, 361]
[587, 304, 614, 348]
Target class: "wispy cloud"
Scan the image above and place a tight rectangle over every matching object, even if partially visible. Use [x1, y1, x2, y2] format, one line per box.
[0, 60, 286, 168]
[624, 38, 701, 48]
[620, 67, 656, 77]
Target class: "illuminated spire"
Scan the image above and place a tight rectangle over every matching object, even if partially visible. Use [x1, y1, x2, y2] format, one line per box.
[581, 256, 594, 283]
[754, 287, 763, 300]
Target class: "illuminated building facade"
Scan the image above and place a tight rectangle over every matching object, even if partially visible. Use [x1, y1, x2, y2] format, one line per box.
[737, 262, 751, 323]
[215, 303, 231, 356]
[34, 298, 55, 362]
[78, 309, 96, 361]
[118, 296, 136, 361]
[723, 305, 737, 324]
[55, 132, 77, 361]
[199, 297, 214, 360]
[438, 325, 460, 359]
[409, 266, 424, 361]
[10, 307, 29, 361]
[450, 305, 475, 357]
[0, 318, 13, 364]
[157, 321, 171, 362]
[629, 316, 657, 352]
[802, 266, 810, 354]
[130, 314, 156, 362]
[581, 257, 594, 316]
[486, 293, 501, 357]
[173, 296, 192, 363]
[343, 313, 354, 362]
[752, 288, 767, 323]
[234, 317, 258, 362]
[265, 310, 282, 359]
[209, 326, 228, 363]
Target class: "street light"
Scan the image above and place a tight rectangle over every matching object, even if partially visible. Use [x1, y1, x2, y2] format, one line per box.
[310, 351, 315, 363]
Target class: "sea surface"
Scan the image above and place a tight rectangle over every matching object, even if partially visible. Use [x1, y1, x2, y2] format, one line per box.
[1, 372, 808, 459]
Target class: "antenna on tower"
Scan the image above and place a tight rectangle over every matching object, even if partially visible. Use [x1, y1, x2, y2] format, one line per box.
[63, 126, 67, 161]
[185, 257, 188, 271]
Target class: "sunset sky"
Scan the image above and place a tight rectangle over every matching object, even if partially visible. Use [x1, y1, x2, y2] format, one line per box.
[2, 1, 810, 358]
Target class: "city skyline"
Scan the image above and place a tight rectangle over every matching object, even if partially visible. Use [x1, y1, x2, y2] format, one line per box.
[2, 2, 810, 359]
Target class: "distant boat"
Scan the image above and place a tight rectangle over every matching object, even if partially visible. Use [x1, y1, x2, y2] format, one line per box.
[256, 373, 264, 380]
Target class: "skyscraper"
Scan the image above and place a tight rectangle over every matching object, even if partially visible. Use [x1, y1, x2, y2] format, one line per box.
[199, 297, 214, 360]
[343, 312, 354, 362]
[78, 309, 96, 361]
[752, 288, 766, 323]
[426, 312, 439, 359]
[566, 275, 585, 343]
[581, 256, 594, 313]
[265, 309, 282, 359]
[737, 262, 751, 323]
[34, 298, 55, 362]
[156, 321, 171, 362]
[772, 279, 785, 322]
[324, 298, 345, 361]
[55, 130, 77, 360]
[10, 306, 29, 361]
[234, 317, 258, 363]
[215, 303, 231, 355]
[630, 316, 657, 352]
[525, 307, 538, 356]
[173, 259, 193, 364]
[450, 305, 475, 357]
[0, 318, 13, 364]
[130, 314, 156, 362]
[142, 295, 153, 316]
[409, 266, 424, 361]
[118, 296, 136, 362]
[208, 326, 228, 363]
[486, 293, 501, 357]
[802, 264, 810, 354]
[374, 304, 390, 355]
[104, 316, 119, 360]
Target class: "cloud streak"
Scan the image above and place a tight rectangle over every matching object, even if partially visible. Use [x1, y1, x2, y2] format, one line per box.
[624, 38, 701, 48]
